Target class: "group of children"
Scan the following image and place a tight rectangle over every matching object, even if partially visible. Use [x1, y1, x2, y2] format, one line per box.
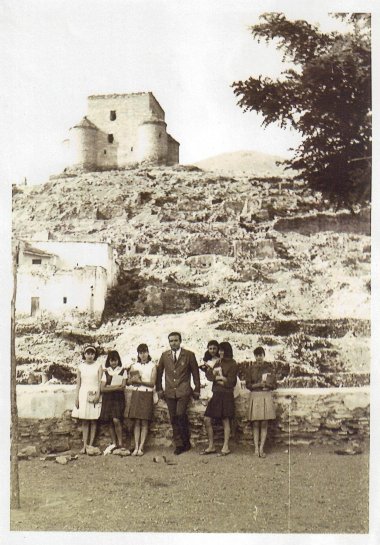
[72, 343, 156, 456]
[72, 341, 277, 458]
[200, 341, 276, 457]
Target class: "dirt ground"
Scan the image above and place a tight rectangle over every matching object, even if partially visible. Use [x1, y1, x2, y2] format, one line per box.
[10, 443, 368, 534]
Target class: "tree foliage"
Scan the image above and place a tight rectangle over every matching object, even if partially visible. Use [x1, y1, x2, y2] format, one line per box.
[232, 13, 371, 208]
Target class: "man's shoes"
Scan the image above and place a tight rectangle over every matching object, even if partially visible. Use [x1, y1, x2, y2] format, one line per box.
[174, 443, 191, 455]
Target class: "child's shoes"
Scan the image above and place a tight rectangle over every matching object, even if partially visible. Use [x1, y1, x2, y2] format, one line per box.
[103, 444, 116, 456]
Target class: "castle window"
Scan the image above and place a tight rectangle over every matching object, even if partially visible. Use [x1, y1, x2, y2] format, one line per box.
[110, 110, 116, 121]
[158, 132, 161, 138]
[131, 147, 133, 152]
[108, 134, 114, 144]
[104, 150, 107, 155]
[63, 297, 67, 304]
[32, 259, 42, 265]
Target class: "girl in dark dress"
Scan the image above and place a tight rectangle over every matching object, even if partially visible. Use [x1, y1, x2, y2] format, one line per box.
[126, 344, 157, 456]
[202, 341, 237, 456]
[100, 350, 128, 454]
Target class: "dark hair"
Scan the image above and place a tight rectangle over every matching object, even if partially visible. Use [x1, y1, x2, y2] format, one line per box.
[168, 332, 182, 342]
[137, 343, 152, 363]
[254, 346, 266, 357]
[82, 345, 98, 360]
[203, 340, 219, 362]
[105, 350, 122, 368]
[218, 341, 233, 359]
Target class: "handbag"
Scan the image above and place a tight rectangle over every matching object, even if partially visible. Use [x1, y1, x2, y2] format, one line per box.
[87, 390, 99, 404]
[233, 376, 242, 399]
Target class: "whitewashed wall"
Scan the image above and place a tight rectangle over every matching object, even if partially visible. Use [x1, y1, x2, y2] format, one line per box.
[29, 241, 117, 287]
[16, 266, 107, 317]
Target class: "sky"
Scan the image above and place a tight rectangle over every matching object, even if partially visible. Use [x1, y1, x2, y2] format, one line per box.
[0, 0, 368, 186]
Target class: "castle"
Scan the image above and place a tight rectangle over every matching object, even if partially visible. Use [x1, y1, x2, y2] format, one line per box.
[65, 92, 180, 170]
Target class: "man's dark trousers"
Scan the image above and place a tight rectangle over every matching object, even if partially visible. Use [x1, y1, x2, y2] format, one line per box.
[165, 396, 191, 447]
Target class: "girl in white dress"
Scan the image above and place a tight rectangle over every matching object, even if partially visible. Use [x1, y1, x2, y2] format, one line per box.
[72, 345, 102, 454]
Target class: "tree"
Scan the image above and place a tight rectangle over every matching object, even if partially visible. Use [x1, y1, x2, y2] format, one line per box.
[232, 13, 371, 209]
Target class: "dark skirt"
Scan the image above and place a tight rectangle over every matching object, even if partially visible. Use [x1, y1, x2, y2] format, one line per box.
[204, 390, 235, 419]
[127, 390, 154, 421]
[99, 391, 125, 421]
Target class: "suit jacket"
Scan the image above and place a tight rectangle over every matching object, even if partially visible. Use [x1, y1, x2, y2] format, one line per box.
[156, 348, 200, 398]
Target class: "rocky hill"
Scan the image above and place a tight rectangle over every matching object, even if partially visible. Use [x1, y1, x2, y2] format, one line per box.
[12, 164, 371, 388]
[194, 150, 293, 176]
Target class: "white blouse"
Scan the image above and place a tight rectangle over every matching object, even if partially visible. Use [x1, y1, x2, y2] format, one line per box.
[129, 360, 156, 391]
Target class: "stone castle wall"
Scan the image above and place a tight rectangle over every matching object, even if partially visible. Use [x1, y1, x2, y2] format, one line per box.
[70, 124, 98, 170]
[88, 94, 154, 167]
[17, 385, 369, 452]
[167, 134, 180, 165]
[69, 93, 179, 169]
[137, 120, 168, 163]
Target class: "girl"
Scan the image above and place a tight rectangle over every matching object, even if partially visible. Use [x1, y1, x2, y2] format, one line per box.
[199, 340, 220, 372]
[246, 346, 277, 458]
[202, 341, 237, 456]
[200, 340, 242, 399]
[72, 345, 102, 454]
[126, 344, 157, 456]
[100, 350, 128, 454]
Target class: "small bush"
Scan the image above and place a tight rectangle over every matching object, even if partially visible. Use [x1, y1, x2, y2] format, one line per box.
[46, 363, 76, 384]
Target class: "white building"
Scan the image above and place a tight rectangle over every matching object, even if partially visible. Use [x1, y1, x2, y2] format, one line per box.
[16, 241, 118, 319]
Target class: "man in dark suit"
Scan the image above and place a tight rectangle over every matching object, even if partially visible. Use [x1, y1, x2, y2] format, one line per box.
[156, 332, 200, 455]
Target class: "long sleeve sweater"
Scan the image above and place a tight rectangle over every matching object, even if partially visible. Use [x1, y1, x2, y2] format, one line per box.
[205, 358, 238, 393]
[245, 363, 277, 391]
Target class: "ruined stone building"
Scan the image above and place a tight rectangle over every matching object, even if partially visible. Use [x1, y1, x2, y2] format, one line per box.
[64, 92, 180, 170]
[16, 241, 118, 319]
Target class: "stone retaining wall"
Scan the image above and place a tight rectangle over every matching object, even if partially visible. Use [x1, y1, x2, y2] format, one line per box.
[16, 385, 369, 452]
[274, 209, 371, 236]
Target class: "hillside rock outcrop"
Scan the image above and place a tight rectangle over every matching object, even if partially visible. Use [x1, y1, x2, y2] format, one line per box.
[13, 165, 370, 387]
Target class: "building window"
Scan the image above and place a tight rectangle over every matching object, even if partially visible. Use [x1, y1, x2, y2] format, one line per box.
[104, 149, 107, 154]
[131, 146, 133, 152]
[63, 297, 67, 304]
[32, 259, 42, 265]
[110, 110, 116, 121]
[108, 134, 114, 144]
[158, 132, 161, 139]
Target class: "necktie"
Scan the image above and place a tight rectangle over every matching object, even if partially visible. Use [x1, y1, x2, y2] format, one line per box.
[173, 351, 177, 364]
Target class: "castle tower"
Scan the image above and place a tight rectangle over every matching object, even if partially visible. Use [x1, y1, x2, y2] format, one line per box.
[69, 117, 98, 170]
[65, 93, 179, 171]
[136, 117, 168, 163]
